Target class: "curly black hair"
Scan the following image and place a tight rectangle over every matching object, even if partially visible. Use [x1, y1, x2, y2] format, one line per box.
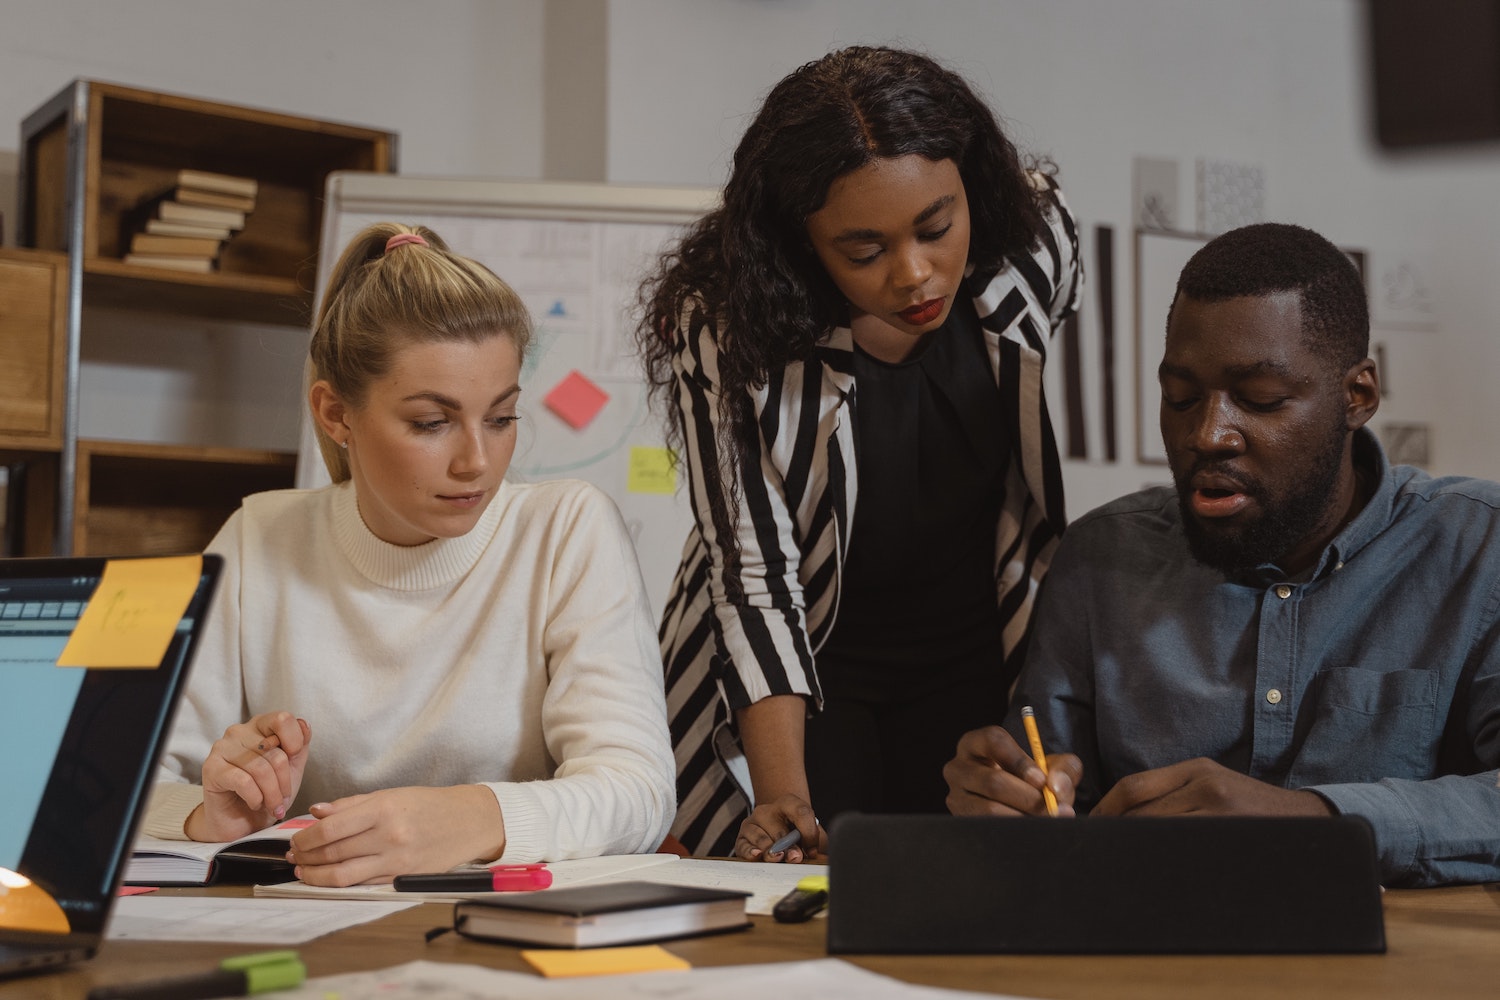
[636, 45, 1054, 528]
[1170, 222, 1369, 370]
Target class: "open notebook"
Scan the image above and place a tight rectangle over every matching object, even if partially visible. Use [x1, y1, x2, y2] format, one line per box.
[125, 818, 308, 885]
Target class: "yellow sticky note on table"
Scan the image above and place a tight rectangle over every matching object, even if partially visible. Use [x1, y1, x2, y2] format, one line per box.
[57, 555, 202, 668]
[520, 944, 690, 978]
[627, 446, 676, 495]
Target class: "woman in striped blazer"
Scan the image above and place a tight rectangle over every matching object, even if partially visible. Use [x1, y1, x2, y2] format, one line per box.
[636, 46, 1083, 860]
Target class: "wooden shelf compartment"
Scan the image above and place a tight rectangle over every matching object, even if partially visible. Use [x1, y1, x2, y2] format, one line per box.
[80, 260, 315, 326]
[73, 439, 296, 557]
[0, 248, 67, 450]
[22, 79, 397, 321]
[0, 448, 59, 557]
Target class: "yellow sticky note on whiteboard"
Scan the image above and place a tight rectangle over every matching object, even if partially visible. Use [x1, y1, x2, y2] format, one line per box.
[627, 446, 676, 495]
[57, 555, 202, 668]
[521, 944, 690, 978]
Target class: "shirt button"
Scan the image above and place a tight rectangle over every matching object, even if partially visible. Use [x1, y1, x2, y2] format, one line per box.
[1275, 584, 1293, 599]
[1266, 688, 1283, 705]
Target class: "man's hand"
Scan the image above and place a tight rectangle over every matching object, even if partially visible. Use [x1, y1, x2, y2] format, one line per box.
[1093, 758, 1336, 817]
[943, 725, 1080, 817]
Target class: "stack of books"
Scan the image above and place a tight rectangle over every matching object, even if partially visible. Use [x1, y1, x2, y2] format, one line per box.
[122, 169, 258, 272]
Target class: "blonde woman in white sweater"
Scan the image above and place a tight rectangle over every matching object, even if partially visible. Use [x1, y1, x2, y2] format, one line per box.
[144, 223, 674, 887]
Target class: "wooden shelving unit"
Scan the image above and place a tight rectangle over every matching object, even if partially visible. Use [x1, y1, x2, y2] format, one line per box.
[11, 79, 396, 556]
[0, 248, 66, 452]
[73, 440, 298, 556]
[0, 248, 66, 556]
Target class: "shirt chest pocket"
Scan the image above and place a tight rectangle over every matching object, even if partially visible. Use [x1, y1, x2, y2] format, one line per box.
[1308, 667, 1440, 780]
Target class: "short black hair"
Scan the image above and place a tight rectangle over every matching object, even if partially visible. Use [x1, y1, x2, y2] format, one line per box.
[1170, 222, 1369, 370]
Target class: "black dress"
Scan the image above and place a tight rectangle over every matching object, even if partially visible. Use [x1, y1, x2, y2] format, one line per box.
[807, 296, 1012, 822]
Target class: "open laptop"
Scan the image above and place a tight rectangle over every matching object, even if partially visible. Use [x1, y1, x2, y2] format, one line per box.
[0, 554, 221, 978]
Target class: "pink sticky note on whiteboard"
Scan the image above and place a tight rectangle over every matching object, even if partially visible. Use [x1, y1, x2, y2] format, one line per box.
[544, 371, 610, 430]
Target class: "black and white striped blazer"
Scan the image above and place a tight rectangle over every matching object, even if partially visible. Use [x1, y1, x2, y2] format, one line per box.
[660, 174, 1082, 855]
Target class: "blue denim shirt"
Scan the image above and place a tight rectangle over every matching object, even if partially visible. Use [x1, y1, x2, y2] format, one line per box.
[1008, 431, 1500, 886]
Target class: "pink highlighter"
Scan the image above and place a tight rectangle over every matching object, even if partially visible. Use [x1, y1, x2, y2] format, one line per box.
[392, 863, 553, 893]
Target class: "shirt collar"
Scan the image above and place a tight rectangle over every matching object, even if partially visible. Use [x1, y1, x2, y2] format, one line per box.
[1232, 428, 1390, 586]
[330, 478, 507, 591]
[1318, 427, 1394, 576]
[816, 326, 857, 396]
[816, 258, 980, 393]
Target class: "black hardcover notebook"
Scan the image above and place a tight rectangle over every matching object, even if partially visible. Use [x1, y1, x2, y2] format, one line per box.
[453, 880, 751, 949]
[828, 814, 1386, 955]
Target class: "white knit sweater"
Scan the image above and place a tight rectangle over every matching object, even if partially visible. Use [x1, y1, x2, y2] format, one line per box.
[144, 478, 674, 862]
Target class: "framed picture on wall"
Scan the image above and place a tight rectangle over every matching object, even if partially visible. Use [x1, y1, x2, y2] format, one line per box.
[1135, 230, 1207, 465]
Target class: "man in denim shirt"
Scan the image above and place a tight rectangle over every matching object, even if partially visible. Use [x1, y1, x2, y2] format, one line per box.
[944, 223, 1500, 887]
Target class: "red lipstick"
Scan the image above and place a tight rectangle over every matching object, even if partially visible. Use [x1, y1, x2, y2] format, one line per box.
[898, 298, 945, 325]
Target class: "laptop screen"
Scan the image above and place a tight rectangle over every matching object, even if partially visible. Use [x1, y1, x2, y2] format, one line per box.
[0, 556, 219, 944]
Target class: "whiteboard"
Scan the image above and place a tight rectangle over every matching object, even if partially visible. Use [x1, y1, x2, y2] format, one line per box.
[296, 172, 719, 617]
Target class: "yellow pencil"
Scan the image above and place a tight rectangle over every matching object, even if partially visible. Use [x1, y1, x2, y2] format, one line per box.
[1020, 705, 1059, 817]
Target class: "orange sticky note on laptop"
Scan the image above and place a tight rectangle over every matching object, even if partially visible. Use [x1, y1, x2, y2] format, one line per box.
[57, 555, 202, 668]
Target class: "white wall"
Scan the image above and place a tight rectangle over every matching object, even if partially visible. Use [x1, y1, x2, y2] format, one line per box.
[0, 0, 546, 182]
[604, 0, 1500, 514]
[0, 0, 547, 451]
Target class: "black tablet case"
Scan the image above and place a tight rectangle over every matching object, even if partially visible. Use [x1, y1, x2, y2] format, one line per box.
[827, 814, 1386, 954]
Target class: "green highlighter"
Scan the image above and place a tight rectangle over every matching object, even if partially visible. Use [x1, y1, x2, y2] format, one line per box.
[87, 949, 306, 1000]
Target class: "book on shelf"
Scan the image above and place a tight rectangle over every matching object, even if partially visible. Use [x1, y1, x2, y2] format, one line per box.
[128, 233, 224, 257]
[120, 193, 245, 255]
[452, 881, 751, 949]
[121, 253, 216, 273]
[153, 198, 247, 231]
[125, 817, 308, 885]
[117, 169, 257, 270]
[173, 186, 256, 213]
[142, 218, 235, 240]
[174, 168, 258, 199]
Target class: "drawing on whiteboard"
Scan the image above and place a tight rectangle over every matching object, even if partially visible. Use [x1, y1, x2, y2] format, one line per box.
[543, 370, 611, 431]
[513, 385, 648, 477]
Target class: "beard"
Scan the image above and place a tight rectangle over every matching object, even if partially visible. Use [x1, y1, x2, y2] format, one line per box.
[1174, 425, 1347, 576]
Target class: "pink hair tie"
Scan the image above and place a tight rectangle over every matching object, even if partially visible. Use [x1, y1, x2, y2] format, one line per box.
[384, 232, 428, 253]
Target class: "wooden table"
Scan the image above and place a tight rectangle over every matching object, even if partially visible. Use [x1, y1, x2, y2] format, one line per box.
[9, 883, 1500, 998]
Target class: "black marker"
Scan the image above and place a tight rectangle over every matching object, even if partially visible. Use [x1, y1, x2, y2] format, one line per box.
[773, 874, 829, 923]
